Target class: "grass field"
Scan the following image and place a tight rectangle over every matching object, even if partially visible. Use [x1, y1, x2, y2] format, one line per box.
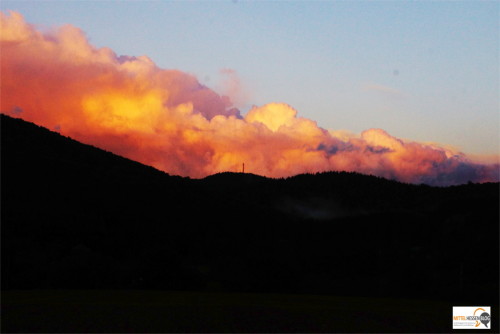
[2, 290, 487, 333]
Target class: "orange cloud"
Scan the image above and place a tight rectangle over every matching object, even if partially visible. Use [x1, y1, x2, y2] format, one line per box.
[1, 11, 498, 185]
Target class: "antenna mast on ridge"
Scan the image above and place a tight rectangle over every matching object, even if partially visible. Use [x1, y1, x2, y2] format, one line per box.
[242, 163, 245, 174]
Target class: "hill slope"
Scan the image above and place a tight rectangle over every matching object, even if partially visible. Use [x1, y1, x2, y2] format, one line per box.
[1, 114, 499, 305]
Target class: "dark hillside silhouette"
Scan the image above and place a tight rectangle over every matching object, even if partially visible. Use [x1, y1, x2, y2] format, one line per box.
[1, 114, 499, 332]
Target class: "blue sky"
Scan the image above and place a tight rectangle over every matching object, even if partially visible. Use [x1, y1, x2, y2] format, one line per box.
[2, 0, 498, 155]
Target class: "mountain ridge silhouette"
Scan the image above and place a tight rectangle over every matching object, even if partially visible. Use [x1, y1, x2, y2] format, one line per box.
[1, 114, 498, 305]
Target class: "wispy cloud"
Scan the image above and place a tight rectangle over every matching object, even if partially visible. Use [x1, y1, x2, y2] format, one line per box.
[362, 82, 407, 98]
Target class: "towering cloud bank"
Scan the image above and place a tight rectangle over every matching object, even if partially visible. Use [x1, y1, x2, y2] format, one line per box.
[1, 11, 497, 185]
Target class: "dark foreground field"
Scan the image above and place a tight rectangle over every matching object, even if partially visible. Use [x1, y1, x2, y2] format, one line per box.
[2, 290, 468, 333]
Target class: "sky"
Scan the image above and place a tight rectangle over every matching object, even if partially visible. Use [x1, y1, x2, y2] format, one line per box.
[0, 1, 498, 185]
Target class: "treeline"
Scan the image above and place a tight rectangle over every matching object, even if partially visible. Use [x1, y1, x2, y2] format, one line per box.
[1, 114, 498, 305]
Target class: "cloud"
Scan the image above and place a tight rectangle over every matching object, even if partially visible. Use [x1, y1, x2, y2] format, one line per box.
[362, 82, 407, 98]
[0, 11, 498, 185]
[216, 68, 250, 110]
